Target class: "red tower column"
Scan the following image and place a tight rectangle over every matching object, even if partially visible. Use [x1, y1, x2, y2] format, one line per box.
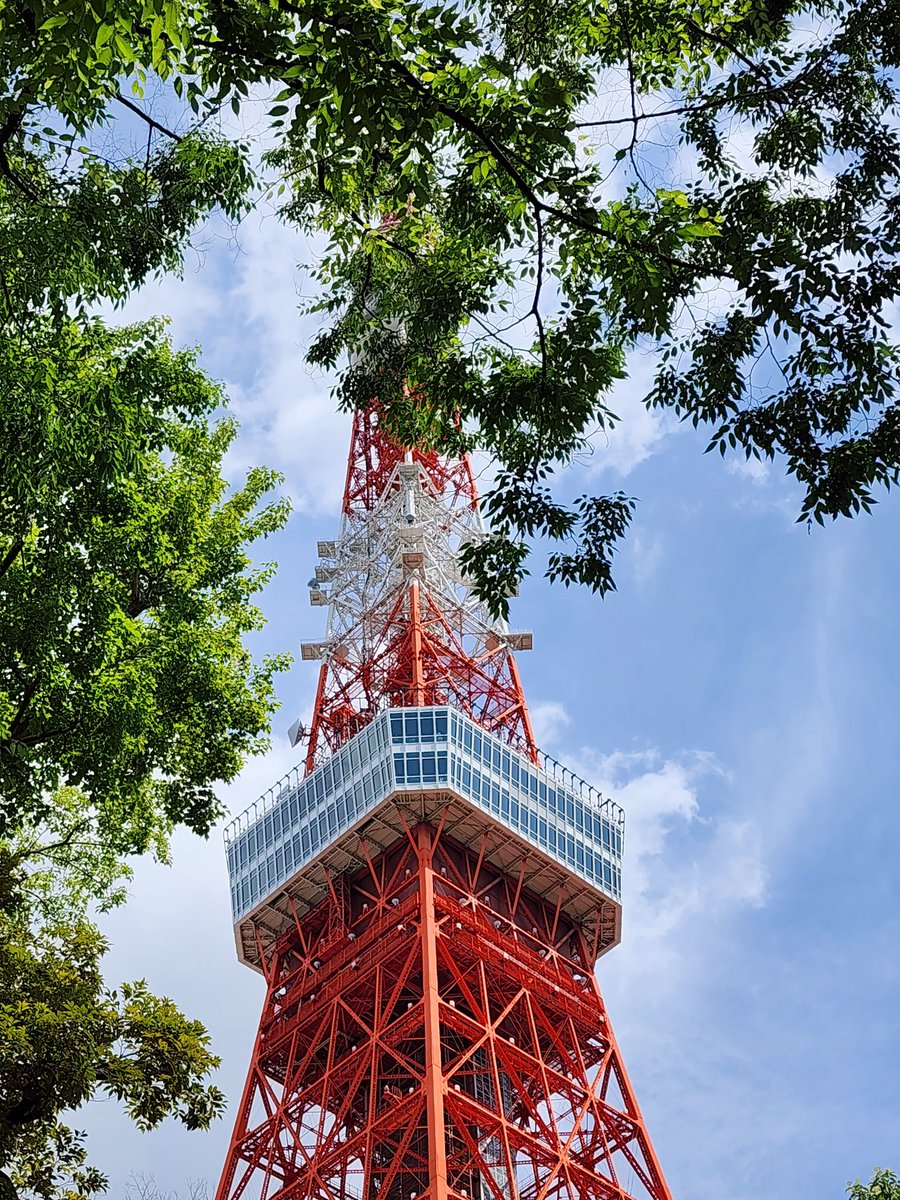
[217, 406, 673, 1200]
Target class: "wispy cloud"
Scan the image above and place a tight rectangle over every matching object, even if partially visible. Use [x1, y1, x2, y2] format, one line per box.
[530, 700, 572, 746]
[629, 530, 665, 588]
[568, 745, 766, 988]
[112, 206, 348, 515]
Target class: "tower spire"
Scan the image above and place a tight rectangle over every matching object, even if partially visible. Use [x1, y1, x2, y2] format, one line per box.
[217, 404, 673, 1200]
[301, 405, 536, 772]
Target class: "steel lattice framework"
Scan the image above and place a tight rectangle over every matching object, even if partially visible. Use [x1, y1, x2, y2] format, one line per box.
[303, 407, 536, 771]
[217, 406, 673, 1200]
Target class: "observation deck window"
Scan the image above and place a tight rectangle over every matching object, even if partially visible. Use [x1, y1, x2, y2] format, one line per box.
[225, 705, 624, 923]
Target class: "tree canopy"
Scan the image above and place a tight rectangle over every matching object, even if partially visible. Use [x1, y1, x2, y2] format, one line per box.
[0, 313, 290, 846]
[849, 1170, 900, 1200]
[0, 790, 226, 1200]
[4, 0, 899, 614]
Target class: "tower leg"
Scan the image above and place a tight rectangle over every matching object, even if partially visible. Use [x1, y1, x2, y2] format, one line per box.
[419, 824, 450, 1200]
[215, 828, 672, 1200]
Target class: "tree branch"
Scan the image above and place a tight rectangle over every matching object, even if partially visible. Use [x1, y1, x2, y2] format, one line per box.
[0, 535, 26, 583]
[114, 93, 183, 143]
[5, 676, 41, 744]
[573, 79, 790, 129]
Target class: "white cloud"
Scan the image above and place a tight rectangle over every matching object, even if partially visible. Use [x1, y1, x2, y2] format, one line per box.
[110, 205, 350, 517]
[582, 388, 673, 477]
[727, 456, 771, 483]
[529, 700, 572, 746]
[571, 352, 678, 481]
[218, 215, 351, 515]
[561, 746, 766, 993]
[629, 530, 664, 588]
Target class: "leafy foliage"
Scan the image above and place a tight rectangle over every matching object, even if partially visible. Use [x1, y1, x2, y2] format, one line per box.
[0, 12, 286, 1199]
[263, 0, 900, 611]
[0, 792, 225, 1200]
[849, 1170, 900, 1200]
[0, 315, 289, 845]
[4, 0, 900, 613]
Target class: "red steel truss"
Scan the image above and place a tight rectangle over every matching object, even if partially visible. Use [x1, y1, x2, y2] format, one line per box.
[217, 408, 673, 1200]
[341, 404, 476, 517]
[304, 408, 536, 771]
[216, 825, 672, 1200]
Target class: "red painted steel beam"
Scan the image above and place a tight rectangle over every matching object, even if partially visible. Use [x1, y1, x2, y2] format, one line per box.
[216, 828, 672, 1200]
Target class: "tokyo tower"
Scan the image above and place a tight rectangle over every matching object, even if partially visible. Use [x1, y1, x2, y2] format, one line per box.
[216, 404, 673, 1200]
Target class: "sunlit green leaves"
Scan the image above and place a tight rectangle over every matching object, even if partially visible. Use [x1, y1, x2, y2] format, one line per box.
[5, 0, 900, 614]
[0, 318, 290, 848]
[848, 1171, 900, 1200]
[0, 799, 224, 1200]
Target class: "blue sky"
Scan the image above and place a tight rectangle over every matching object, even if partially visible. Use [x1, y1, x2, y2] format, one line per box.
[81, 203, 900, 1199]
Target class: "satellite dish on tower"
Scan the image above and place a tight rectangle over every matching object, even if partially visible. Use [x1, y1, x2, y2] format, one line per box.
[287, 718, 308, 747]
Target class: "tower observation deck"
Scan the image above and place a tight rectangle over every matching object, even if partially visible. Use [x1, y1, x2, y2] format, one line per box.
[216, 407, 673, 1200]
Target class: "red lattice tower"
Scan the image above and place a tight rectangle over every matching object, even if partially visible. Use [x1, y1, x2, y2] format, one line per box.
[217, 406, 674, 1200]
[302, 406, 536, 771]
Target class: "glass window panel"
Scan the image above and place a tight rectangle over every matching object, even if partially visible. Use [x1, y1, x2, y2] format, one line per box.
[422, 752, 437, 783]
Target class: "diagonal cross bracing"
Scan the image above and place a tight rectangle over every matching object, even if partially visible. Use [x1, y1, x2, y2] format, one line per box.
[218, 406, 672, 1200]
